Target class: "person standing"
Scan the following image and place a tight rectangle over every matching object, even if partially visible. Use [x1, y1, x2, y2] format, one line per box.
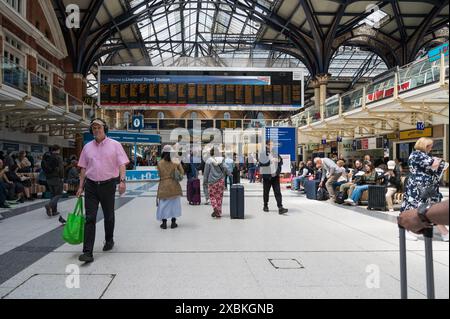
[76, 119, 129, 263]
[223, 152, 235, 190]
[156, 145, 184, 229]
[314, 157, 343, 201]
[259, 144, 288, 214]
[43, 145, 65, 222]
[400, 137, 449, 241]
[204, 147, 230, 218]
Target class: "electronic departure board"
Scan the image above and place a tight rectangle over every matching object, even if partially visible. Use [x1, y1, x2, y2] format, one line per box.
[99, 67, 304, 110]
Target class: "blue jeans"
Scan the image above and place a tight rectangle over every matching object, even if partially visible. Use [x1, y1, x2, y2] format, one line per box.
[248, 168, 256, 183]
[293, 176, 306, 190]
[350, 185, 369, 202]
[224, 175, 233, 189]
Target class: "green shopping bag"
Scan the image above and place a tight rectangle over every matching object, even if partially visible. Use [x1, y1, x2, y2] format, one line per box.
[62, 197, 85, 245]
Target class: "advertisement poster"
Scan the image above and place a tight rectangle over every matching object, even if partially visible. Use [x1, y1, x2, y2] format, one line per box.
[280, 154, 291, 173]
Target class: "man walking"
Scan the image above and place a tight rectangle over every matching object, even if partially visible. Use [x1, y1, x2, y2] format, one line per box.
[259, 143, 288, 214]
[76, 118, 129, 263]
[43, 145, 65, 223]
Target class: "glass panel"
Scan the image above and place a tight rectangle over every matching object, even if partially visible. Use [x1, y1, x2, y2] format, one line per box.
[324, 97, 339, 118]
[52, 86, 66, 108]
[398, 57, 442, 92]
[1, 57, 28, 93]
[30, 73, 49, 101]
[366, 72, 395, 104]
[341, 87, 363, 113]
[309, 104, 321, 123]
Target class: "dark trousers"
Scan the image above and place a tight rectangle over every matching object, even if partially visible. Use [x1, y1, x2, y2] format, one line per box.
[83, 179, 116, 255]
[47, 180, 63, 212]
[263, 176, 283, 208]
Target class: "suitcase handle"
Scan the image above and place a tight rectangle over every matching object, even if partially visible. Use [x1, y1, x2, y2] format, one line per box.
[398, 224, 435, 299]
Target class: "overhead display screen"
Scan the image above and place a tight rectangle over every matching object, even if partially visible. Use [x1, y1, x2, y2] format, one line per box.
[99, 67, 304, 110]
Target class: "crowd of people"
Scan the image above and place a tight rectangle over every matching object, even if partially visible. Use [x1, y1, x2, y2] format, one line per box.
[2, 116, 448, 264]
[0, 149, 81, 221]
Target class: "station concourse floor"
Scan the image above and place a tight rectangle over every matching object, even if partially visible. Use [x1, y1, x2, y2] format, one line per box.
[0, 179, 448, 299]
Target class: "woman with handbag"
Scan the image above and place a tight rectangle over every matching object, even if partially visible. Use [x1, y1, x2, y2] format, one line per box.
[156, 145, 184, 229]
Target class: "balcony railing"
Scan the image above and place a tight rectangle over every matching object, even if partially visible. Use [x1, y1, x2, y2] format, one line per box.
[291, 46, 449, 125]
[0, 57, 88, 121]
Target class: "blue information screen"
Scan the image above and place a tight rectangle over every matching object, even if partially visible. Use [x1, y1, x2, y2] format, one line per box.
[265, 127, 297, 161]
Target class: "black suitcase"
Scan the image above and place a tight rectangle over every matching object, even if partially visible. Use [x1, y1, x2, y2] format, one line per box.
[305, 180, 320, 200]
[230, 184, 244, 219]
[399, 226, 435, 299]
[367, 185, 387, 211]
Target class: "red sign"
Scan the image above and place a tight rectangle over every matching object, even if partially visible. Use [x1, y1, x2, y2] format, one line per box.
[361, 139, 369, 150]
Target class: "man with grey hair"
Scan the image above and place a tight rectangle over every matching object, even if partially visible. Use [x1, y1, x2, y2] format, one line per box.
[314, 157, 344, 201]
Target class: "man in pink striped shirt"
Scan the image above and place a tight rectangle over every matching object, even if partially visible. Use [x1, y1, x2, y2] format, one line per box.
[76, 118, 129, 263]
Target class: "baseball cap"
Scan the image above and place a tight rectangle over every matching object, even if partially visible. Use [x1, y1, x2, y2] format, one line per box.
[162, 145, 173, 153]
[91, 119, 105, 126]
[387, 160, 396, 170]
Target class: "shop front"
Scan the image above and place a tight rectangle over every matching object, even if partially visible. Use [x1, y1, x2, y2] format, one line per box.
[392, 124, 448, 185]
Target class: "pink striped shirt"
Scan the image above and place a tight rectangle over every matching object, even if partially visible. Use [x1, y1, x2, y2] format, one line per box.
[78, 137, 129, 182]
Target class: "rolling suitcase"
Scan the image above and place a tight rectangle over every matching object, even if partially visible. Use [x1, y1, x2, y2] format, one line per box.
[367, 185, 387, 211]
[230, 184, 244, 219]
[187, 178, 201, 205]
[305, 180, 320, 200]
[399, 226, 435, 299]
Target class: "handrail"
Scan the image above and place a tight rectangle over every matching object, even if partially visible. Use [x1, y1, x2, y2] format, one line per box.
[292, 43, 449, 124]
[0, 57, 88, 122]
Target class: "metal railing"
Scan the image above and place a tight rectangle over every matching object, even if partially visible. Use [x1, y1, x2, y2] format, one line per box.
[291, 47, 449, 126]
[0, 57, 88, 121]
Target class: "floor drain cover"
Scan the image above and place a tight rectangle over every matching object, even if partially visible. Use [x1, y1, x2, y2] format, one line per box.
[269, 259, 304, 269]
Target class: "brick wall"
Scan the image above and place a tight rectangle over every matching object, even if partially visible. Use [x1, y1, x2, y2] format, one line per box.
[27, 55, 37, 73]
[27, 0, 55, 46]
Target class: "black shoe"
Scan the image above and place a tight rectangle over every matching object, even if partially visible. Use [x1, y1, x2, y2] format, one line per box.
[279, 207, 288, 214]
[18, 198, 25, 203]
[160, 220, 167, 229]
[103, 241, 114, 251]
[27, 197, 35, 201]
[45, 204, 52, 217]
[171, 218, 178, 229]
[0, 204, 11, 209]
[263, 206, 269, 212]
[78, 253, 94, 263]
[58, 216, 66, 224]
[52, 211, 60, 217]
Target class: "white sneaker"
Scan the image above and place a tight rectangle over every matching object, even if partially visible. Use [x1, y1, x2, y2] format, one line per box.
[205, 200, 210, 205]
[389, 209, 395, 212]
[405, 231, 419, 241]
[442, 233, 449, 242]
[344, 199, 356, 205]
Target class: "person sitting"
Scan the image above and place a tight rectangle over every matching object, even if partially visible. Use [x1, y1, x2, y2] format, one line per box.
[293, 160, 314, 191]
[384, 160, 401, 212]
[339, 159, 364, 197]
[344, 163, 379, 206]
[66, 160, 80, 187]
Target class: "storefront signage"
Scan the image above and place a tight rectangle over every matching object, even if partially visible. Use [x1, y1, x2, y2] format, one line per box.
[399, 127, 433, 140]
[2, 143, 19, 152]
[387, 133, 398, 139]
[416, 121, 425, 131]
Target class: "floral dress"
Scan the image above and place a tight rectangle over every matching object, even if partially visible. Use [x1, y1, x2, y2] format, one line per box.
[401, 150, 445, 212]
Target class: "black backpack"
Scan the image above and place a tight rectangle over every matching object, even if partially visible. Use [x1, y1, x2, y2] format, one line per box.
[41, 152, 59, 175]
[316, 187, 330, 201]
[335, 191, 347, 204]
